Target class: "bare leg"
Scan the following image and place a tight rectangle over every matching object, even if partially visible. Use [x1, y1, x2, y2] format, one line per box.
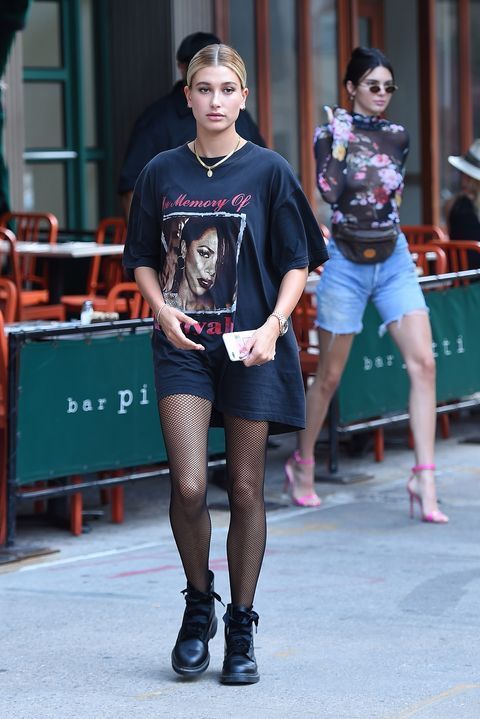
[159, 394, 213, 592]
[288, 330, 355, 503]
[388, 312, 447, 519]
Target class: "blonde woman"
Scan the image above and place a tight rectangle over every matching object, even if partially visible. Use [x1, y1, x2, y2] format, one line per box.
[124, 44, 327, 684]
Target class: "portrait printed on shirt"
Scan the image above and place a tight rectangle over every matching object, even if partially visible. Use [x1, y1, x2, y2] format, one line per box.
[160, 212, 244, 313]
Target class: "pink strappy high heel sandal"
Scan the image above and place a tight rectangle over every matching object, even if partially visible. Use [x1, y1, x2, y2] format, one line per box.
[406, 464, 449, 523]
[284, 450, 322, 507]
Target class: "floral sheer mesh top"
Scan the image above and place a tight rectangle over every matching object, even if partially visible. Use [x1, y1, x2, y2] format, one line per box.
[314, 110, 409, 240]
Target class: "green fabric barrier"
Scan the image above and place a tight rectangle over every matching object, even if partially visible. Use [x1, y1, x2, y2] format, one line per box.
[15, 331, 224, 485]
[338, 282, 480, 424]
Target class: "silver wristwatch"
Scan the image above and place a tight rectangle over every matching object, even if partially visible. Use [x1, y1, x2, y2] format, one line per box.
[270, 311, 289, 336]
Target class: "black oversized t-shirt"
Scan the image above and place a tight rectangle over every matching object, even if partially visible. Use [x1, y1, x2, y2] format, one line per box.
[123, 141, 328, 431]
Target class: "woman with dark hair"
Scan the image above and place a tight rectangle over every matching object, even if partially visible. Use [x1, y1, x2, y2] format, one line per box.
[124, 43, 327, 684]
[165, 215, 235, 311]
[286, 47, 449, 523]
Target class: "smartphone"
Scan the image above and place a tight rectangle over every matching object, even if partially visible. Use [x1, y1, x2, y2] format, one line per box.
[222, 330, 256, 361]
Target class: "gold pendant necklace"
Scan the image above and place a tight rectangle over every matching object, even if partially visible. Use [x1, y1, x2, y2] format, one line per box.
[193, 136, 241, 178]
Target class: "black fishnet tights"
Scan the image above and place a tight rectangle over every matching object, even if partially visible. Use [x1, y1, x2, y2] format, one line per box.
[159, 395, 213, 593]
[224, 413, 268, 607]
[159, 396, 268, 606]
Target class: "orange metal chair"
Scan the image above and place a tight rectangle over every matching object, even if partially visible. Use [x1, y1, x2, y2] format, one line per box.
[408, 243, 448, 277]
[0, 211, 59, 304]
[401, 224, 447, 246]
[97, 281, 152, 523]
[0, 227, 65, 321]
[291, 226, 332, 387]
[61, 217, 127, 314]
[291, 291, 319, 390]
[0, 277, 18, 323]
[0, 210, 58, 244]
[105, 281, 151, 319]
[431, 239, 480, 285]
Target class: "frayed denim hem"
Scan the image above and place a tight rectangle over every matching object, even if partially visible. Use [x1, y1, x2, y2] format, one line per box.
[378, 307, 430, 337]
[314, 320, 362, 350]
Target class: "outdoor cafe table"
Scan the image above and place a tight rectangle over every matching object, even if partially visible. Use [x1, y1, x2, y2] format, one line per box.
[0, 240, 124, 259]
[0, 240, 125, 302]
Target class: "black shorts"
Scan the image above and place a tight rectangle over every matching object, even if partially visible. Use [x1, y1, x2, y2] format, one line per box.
[151, 326, 306, 434]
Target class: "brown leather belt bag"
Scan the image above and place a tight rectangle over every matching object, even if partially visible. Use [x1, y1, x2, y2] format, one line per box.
[333, 226, 400, 264]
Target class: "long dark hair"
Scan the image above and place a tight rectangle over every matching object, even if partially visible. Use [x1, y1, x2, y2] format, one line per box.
[171, 216, 224, 292]
[343, 46, 395, 87]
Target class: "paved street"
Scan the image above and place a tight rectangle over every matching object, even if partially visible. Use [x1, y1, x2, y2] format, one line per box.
[1, 415, 480, 719]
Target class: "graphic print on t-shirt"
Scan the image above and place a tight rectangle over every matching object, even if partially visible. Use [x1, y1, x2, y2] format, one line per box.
[160, 212, 244, 313]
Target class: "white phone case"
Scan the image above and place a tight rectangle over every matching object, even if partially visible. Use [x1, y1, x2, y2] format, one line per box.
[222, 331, 255, 361]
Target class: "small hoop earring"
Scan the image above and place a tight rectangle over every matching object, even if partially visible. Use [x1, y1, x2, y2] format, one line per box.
[177, 256, 185, 270]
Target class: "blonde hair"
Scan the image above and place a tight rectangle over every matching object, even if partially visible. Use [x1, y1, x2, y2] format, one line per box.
[186, 44, 247, 89]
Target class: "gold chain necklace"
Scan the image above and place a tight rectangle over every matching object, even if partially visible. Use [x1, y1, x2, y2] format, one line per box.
[193, 136, 241, 178]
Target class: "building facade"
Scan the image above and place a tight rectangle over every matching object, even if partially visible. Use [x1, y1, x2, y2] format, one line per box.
[2, 0, 479, 230]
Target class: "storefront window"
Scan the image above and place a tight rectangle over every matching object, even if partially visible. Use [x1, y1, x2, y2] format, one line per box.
[385, 0, 421, 223]
[86, 162, 99, 229]
[24, 164, 66, 226]
[23, 1, 62, 68]
[229, 0, 258, 123]
[311, 0, 338, 224]
[311, 0, 338, 124]
[436, 0, 461, 204]
[81, 0, 97, 147]
[471, 0, 480, 138]
[269, 0, 299, 170]
[24, 82, 64, 148]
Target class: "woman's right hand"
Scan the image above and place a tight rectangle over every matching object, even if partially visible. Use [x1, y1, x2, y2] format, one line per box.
[157, 305, 205, 351]
[331, 106, 353, 140]
[323, 104, 334, 125]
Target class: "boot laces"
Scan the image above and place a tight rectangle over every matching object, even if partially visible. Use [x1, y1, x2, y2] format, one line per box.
[227, 633, 251, 655]
[179, 588, 223, 639]
[225, 610, 259, 655]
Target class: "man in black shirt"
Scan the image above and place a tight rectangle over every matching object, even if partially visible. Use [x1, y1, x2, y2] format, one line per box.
[118, 32, 265, 218]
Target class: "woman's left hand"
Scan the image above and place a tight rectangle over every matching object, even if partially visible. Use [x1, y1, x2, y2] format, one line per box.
[242, 317, 279, 367]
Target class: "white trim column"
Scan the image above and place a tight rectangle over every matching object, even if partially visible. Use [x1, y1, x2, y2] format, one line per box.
[3, 35, 25, 210]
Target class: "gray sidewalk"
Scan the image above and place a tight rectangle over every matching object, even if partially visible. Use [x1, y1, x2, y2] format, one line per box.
[1, 415, 480, 718]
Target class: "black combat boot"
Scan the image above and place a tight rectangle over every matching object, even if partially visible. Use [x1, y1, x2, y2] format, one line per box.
[220, 604, 260, 684]
[171, 570, 221, 676]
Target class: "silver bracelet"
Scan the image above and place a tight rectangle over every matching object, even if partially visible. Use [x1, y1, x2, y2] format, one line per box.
[156, 303, 169, 324]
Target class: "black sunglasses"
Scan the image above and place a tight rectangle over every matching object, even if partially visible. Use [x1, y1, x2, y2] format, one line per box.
[359, 82, 398, 95]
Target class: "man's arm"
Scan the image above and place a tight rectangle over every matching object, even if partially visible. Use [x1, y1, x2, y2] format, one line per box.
[120, 191, 133, 221]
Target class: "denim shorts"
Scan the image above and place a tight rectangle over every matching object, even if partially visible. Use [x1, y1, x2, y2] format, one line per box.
[316, 233, 428, 336]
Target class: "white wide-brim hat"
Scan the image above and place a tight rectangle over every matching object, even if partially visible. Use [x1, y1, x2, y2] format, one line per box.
[448, 139, 480, 181]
